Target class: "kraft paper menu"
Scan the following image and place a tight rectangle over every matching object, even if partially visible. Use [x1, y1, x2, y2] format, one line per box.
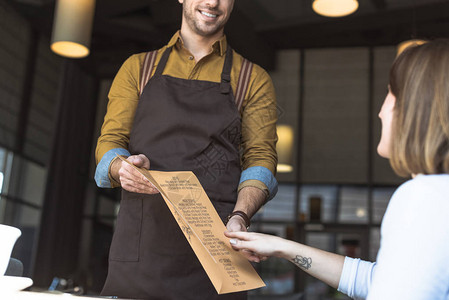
[117, 155, 265, 294]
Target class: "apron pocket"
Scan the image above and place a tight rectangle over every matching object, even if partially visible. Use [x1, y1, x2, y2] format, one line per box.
[109, 192, 143, 262]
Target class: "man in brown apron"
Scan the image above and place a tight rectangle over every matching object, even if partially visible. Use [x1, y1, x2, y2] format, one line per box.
[95, 0, 278, 299]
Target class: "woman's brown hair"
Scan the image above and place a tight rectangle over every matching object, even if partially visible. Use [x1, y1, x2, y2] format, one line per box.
[389, 39, 449, 177]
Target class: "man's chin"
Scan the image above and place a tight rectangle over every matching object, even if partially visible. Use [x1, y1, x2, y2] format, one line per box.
[193, 24, 224, 37]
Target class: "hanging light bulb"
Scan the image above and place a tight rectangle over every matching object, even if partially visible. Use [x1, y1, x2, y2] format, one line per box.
[276, 125, 294, 173]
[312, 0, 359, 18]
[50, 0, 96, 58]
[396, 39, 426, 56]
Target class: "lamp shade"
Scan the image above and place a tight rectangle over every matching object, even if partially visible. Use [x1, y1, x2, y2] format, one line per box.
[312, 0, 359, 17]
[397, 39, 426, 57]
[51, 0, 96, 58]
[276, 125, 294, 173]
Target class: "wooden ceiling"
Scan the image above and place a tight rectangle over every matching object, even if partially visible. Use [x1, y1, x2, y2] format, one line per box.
[6, 0, 449, 77]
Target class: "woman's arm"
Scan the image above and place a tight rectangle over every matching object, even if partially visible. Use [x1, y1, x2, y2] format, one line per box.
[224, 231, 345, 289]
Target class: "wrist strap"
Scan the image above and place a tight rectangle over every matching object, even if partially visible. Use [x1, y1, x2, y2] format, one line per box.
[225, 210, 251, 229]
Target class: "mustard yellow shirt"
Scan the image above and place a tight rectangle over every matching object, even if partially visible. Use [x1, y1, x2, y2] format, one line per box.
[95, 32, 278, 195]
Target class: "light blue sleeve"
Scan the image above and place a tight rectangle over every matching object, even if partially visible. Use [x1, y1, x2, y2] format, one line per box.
[338, 257, 376, 300]
[94, 148, 131, 188]
[239, 166, 278, 200]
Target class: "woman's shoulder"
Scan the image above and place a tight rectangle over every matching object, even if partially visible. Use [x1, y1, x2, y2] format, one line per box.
[393, 174, 449, 200]
[384, 174, 449, 231]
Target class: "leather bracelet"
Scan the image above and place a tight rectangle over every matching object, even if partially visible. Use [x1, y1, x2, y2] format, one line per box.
[225, 210, 251, 229]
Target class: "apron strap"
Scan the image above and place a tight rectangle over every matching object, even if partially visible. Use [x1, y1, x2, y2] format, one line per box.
[234, 58, 253, 112]
[140, 50, 158, 96]
[154, 47, 173, 77]
[139, 45, 252, 112]
[220, 45, 233, 95]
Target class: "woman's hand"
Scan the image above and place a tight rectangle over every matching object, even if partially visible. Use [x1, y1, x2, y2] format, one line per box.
[225, 230, 346, 289]
[224, 231, 285, 262]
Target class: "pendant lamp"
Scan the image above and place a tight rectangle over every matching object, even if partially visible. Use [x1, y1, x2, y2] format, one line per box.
[276, 125, 294, 173]
[51, 0, 96, 58]
[396, 39, 426, 56]
[312, 0, 359, 17]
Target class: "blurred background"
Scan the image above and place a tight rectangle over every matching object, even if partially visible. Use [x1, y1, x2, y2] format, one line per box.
[0, 0, 448, 299]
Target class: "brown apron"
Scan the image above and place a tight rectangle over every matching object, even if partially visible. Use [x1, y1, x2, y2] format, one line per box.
[102, 46, 247, 300]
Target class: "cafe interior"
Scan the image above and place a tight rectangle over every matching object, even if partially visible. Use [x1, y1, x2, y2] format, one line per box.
[0, 0, 448, 299]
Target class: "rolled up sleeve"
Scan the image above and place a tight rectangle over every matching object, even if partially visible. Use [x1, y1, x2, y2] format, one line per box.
[95, 54, 143, 188]
[239, 66, 278, 200]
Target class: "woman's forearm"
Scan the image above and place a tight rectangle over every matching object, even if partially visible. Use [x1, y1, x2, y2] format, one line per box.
[276, 239, 345, 289]
[225, 231, 346, 289]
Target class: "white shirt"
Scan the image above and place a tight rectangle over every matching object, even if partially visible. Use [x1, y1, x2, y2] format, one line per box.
[338, 174, 449, 300]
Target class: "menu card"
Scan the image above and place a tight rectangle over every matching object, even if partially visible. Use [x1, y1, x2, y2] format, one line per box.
[117, 155, 265, 294]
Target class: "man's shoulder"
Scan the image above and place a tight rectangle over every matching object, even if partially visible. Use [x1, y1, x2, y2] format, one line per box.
[231, 50, 271, 81]
[122, 45, 168, 73]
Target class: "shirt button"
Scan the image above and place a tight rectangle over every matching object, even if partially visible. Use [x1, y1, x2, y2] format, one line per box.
[189, 56, 194, 60]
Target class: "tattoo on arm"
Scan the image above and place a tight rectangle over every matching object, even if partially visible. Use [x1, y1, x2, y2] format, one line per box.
[292, 255, 312, 270]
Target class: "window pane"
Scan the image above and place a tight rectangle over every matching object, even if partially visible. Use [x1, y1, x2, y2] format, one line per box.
[300, 185, 338, 223]
[11, 204, 41, 277]
[372, 187, 395, 223]
[255, 184, 296, 221]
[339, 186, 368, 223]
[6, 156, 46, 207]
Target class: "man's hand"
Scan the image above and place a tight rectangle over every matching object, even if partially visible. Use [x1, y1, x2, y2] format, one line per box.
[226, 215, 247, 232]
[114, 154, 159, 194]
[226, 214, 267, 262]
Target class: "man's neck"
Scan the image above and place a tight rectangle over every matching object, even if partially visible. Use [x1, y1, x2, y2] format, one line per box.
[180, 26, 224, 62]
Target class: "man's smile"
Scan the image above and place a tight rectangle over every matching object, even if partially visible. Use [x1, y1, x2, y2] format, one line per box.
[199, 9, 218, 19]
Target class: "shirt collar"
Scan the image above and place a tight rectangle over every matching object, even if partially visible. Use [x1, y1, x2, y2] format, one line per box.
[167, 30, 228, 57]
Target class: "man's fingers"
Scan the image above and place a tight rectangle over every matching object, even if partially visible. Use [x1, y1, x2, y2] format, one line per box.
[121, 179, 159, 194]
[121, 164, 150, 183]
[128, 155, 143, 166]
[137, 154, 150, 169]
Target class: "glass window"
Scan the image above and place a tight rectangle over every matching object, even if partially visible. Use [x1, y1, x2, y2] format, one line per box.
[12, 204, 41, 277]
[300, 185, 338, 223]
[254, 184, 296, 222]
[339, 186, 369, 223]
[372, 187, 395, 223]
[0, 148, 46, 278]
[5, 155, 46, 207]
